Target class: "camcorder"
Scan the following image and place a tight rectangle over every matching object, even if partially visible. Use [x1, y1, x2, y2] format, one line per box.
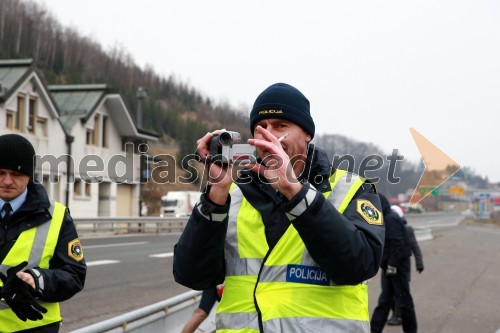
[208, 131, 257, 165]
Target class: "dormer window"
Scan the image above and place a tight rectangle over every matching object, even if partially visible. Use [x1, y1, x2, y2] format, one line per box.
[86, 113, 108, 147]
[28, 97, 37, 133]
[86, 128, 95, 145]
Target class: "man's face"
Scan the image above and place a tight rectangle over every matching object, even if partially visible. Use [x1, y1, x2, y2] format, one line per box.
[0, 169, 30, 201]
[253, 118, 311, 164]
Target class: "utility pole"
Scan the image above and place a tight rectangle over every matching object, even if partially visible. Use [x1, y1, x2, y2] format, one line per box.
[136, 87, 147, 217]
[136, 86, 147, 128]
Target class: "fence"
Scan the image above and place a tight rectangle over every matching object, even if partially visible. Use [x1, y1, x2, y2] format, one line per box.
[75, 216, 434, 240]
[74, 217, 189, 235]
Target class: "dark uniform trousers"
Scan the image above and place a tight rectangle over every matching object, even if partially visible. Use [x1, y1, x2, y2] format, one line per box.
[371, 259, 417, 333]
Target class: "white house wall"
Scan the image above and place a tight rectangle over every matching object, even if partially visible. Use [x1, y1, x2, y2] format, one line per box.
[68, 98, 140, 217]
[0, 77, 68, 203]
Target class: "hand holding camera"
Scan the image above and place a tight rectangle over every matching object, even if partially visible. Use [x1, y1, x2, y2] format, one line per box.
[196, 127, 301, 201]
[207, 131, 257, 165]
[195, 130, 242, 205]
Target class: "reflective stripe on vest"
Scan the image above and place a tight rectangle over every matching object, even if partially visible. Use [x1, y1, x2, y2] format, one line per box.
[216, 170, 369, 332]
[0, 201, 66, 332]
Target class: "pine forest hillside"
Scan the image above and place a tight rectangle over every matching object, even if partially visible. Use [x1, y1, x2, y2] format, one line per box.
[0, 0, 250, 163]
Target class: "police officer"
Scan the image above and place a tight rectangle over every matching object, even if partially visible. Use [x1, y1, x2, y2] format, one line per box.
[174, 83, 385, 332]
[387, 205, 424, 326]
[370, 194, 417, 333]
[0, 134, 86, 332]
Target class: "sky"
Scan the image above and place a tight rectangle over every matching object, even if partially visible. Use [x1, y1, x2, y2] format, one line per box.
[33, 0, 500, 183]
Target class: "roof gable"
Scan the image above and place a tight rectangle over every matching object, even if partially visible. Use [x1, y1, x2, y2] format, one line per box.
[49, 84, 107, 132]
[49, 84, 157, 141]
[0, 59, 33, 101]
[0, 59, 62, 123]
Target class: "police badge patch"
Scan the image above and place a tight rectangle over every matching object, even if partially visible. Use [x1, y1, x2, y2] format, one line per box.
[68, 238, 84, 261]
[356, 199, 383, 225]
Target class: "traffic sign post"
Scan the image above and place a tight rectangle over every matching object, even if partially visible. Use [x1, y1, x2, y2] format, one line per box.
[478, 193, 492, 220]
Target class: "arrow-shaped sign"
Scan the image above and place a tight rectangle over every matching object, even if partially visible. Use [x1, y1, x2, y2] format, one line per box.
[409, 128, 461, 205]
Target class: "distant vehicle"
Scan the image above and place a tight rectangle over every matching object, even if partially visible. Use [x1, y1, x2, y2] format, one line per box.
[160, 191, 200, 217]
[400, 202, 425, 214]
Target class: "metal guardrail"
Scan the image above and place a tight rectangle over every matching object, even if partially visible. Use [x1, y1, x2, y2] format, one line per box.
[74, 212, 452, 236]
[74, 217, 189, 235]
[68, 290, 216, 333]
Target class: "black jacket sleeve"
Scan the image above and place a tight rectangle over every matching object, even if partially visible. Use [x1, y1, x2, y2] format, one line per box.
[287, 182, 385, 285]
[173, 194, 228, 290]
[28, 210, 86, 302]
[406, 225, 424, 271]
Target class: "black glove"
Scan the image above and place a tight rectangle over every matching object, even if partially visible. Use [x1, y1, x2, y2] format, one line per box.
[386, 265, 397, 276]
[417, 266, 424, 274]
[0, 262, 47, 321]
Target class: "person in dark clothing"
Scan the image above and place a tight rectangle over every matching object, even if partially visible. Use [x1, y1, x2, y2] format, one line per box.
[387, 205, 424, 326]
[0, 134, 86, 332]
[174, 83, 385, 332]
[370, 195, 417, 333]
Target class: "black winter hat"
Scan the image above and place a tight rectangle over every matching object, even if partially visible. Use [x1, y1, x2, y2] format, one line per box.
[250, 83, 315, 138]
[0, 134, 36, 177]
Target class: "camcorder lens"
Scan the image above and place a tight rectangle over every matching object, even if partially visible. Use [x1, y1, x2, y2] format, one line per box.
[219, 132, 232, 145]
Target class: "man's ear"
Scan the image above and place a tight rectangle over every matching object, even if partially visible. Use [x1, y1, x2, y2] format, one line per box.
[306, 134, 312, 143]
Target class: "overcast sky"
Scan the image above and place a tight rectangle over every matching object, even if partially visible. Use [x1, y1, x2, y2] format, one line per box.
[33, 0, 500, 183]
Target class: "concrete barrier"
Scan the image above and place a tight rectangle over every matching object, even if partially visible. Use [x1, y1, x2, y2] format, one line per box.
[414, 227, 433, 241]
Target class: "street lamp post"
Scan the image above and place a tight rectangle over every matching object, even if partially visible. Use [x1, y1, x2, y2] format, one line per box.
[136, 87, 147, 217]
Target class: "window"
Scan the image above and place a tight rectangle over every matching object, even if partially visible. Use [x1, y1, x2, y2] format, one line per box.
[102, 116, 108, 148]
[74, 179, 82, 196]
[85, 182, 91, 196]
[86, 129, 95, 145]
[36, 117, 47, 136]
[87, 114, 103, 146]
[28, 97, 36, 133]
[74, 178, 91, 199]
[15, 95, 25, 131]
[6, 112, 14, 129]
[93, 114, 100, 146]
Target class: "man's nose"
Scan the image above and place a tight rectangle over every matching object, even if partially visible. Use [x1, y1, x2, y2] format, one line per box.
[2, 174, 13, 184]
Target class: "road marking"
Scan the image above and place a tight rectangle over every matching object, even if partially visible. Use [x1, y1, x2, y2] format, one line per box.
[84, 241, 148, 249]
[149, 252, 174, 258]
[87, 260, 121, 267]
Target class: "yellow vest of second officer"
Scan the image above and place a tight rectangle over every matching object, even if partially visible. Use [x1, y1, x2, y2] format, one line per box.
[0, 201, 66, 332]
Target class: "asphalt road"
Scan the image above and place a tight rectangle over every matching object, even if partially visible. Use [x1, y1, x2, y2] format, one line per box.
[60, 233, 191, 332]
[59, 213, 500, 332]
[369, 220, 500, 333]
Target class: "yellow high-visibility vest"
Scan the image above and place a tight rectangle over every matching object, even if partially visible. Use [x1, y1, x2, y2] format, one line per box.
[0, 201, 66, 332]
[216, 170, 371, 333]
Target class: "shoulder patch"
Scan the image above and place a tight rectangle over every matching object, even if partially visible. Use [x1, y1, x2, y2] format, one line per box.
[68, 238, 84, 261]
[356, 199, 383, 225]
